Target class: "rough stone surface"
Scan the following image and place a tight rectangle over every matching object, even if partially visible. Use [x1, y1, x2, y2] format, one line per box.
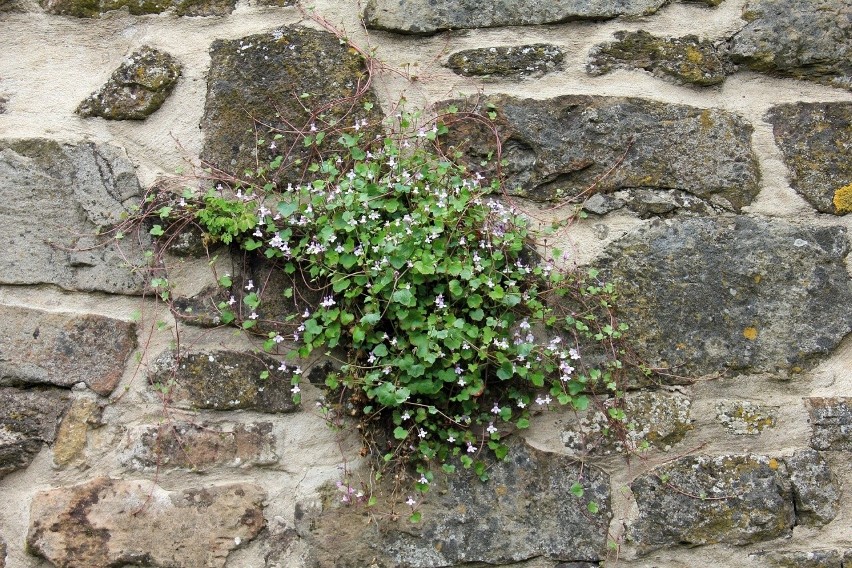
[782, 449, 839, 526]
[41, 0, 235, 17]
[299, 439, 611, 566]
[0, 536, 4, 568]
[77, 46, 181, 120]
[441, 95, 759, 210]
[563, 391, 692, 455]
[728, 0, 852, 90]
[201, 26, 381, 183]
[149, 349, 299, 413]
[122, 420, 278, 471]
[173, 256, 319, 333]
[806, 397, 852, 451]
[0, 306, 137, 395]
[599, 216, 852, 377]
[27, 477, 265, 568]
[0, 387, 70, 478]
[0, 139, 147, 294]
[53, 396, 100, 466]
[588, 30, 731, 86]
[753, 549, 848, 568]
[716, 401, 777, 434]
[765, 102, 852, 215]
[446, 44, 564, 79]
[630, 454, 795, 548]
[363, 0, 670, 34]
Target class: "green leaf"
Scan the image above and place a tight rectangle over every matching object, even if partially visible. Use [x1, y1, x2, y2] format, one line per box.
[588, 501, 600, 514]
[467, 294, 483, 309]
[570, 482, 584, 498]
[393, 426, 408, 440]
[150, 224, 164, 236]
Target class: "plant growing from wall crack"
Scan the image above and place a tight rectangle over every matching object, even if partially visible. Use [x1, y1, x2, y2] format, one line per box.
[139, 101, 632, 520]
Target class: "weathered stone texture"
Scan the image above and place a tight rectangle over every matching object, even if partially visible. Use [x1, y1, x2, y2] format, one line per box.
[42, 0, 234, 17]
[766, 102, 852, 215]
[122, 420, 278, 470]
[77, 46, 181, 120]
[447, 44, 564, 79]
[588, 30, 731, 86]
[600, 216, 852, 377]
[363, 0, 670, 34]
[27, 477, 265, 568]
[0, 536, 5, 568]
[0, 139, 147, 294]
[0, 387, 70, 478]
[149, 349, 299, 413]
[0, 306, 136, 395]
[299, 439, 611, 566]
[806, 397, 852, 451]
[53, 396, 100, 466]
[441, 95, 759, 210]
[563, 391, 692, 455]
[728, 0, 852, 90]
[201, 26, 381, 183]
[783, 449, 839, 526]
[716, 401, 777, 434]
[630, 454, 794, 548]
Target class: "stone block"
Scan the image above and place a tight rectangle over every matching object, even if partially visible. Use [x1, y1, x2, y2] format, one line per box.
[0, 306, 136, 395]
[27, 477, 265, 568]
[149, 349, 299, 413]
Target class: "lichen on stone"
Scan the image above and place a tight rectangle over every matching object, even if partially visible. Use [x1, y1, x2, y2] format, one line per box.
[716, 400, 777, 434]
[77, 46, 181, 121]
[587, 30, 732, 86]
[446, 44, 564, 79]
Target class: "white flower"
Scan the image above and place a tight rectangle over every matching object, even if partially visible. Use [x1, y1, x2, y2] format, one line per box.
[406, 496, 416, 506]
[486, 423, 498, 435]
[245, 279, 254, 291]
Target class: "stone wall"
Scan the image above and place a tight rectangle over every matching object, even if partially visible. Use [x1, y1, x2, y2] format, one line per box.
[0, 0, 851, 566]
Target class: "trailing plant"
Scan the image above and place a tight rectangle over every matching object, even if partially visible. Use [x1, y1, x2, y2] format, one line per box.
[141, 103, 631, 515]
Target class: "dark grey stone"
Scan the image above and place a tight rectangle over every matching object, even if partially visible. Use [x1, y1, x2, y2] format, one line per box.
[0, 387, 70, 478]
[149, 349, 299, 413]
[447, 44, 564, 79]
[440, 95, 760, 211]
[783, 449, 839, 526]
[588, 30, 732, 86]
[364, 0, 669, 34]
[172, 256, 319, 334]
[728, 0, 852, 90]
[201, 26, 381, 184]
[298, 439, 611, 566]
[599, 216, 852, 377]
[0, 306, 137, 395]
[806, 398, 852, 451]
[78, 46, 181, 120]
[765, 102, 852, 215]
[630, 454, 795, 548]
[0, 139, 147, 294]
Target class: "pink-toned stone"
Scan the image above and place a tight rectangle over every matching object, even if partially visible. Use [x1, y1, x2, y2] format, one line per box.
[0, 306, 136, 395]
[27, 477, 265, 568]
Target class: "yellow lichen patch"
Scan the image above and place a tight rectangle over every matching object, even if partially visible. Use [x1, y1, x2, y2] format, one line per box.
[768, 458, 779, 470]
[699, 109, 714, 129]
[753, 274, 762, 284]
[832, 183, 852, 214]
[685, 46, 704, 64]
[743, 327, 758, 341]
